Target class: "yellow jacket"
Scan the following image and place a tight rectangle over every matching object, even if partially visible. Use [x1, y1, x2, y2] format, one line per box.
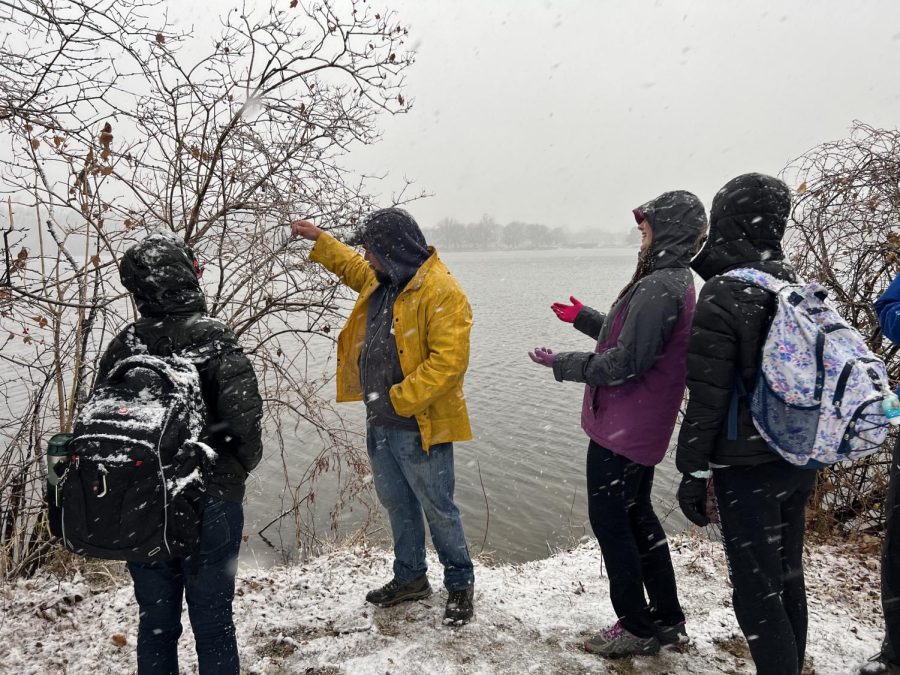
[309, 232, 473, 451]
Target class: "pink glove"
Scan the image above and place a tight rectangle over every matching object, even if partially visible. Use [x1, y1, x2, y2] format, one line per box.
[528, 347, 556, 368]
[551, 296, 583, 323]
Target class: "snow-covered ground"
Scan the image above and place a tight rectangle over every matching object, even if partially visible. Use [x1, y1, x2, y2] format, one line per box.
[0, 534, 883, 674]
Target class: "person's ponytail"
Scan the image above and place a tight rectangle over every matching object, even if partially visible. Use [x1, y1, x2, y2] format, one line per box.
[616, 246, 654, 301]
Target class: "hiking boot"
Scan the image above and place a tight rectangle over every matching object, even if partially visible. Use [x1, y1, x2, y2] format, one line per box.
[444, 585, 475, 625]
[365, 576, 432, 608]
[583, 620, 660, 658]
[655, 619, 688, 646]
[860, 652, 900, 674]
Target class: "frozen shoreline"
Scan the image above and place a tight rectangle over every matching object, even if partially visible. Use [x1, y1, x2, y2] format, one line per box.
[0, 534, 883, 674]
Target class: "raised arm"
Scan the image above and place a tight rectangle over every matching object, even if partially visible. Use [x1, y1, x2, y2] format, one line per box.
[291, 220, 375, 293]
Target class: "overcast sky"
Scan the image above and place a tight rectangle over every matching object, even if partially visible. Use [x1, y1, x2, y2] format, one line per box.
[316, 0, 900, 232]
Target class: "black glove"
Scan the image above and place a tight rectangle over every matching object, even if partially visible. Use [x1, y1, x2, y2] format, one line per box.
[677, 474, 710, 527]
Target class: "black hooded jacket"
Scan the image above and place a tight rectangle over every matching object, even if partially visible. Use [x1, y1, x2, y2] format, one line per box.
[676, 173, 797, 474]
[96, 231, 264, 502]
[352, 208, 430, 428]
[553, 190, 707, 387]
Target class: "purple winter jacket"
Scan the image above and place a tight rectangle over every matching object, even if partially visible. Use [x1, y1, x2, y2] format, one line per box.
[552, 190, 706, 466]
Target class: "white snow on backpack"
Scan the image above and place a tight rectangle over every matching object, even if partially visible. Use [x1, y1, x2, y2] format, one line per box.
[724, 268, 892, 467]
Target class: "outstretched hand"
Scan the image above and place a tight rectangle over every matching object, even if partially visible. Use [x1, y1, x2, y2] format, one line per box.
[290, 219, 322, 241]
[528, 347, 556, 368]
[551, 296, 583, 323]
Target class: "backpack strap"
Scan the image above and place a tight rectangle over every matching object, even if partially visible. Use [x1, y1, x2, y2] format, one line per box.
[726, 375, 749, 441]
[722, 267, 793, 294]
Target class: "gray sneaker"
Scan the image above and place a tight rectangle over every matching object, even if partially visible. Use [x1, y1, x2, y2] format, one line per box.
[365, 576, 432, 608]
[655, 620, 688, 646]
[584, 621, 660, 658]
[860, 651, 900, 674]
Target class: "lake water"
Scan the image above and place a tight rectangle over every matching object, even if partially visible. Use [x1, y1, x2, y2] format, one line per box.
[241, 247, 690, 567]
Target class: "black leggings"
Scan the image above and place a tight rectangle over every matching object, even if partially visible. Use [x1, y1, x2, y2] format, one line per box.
[882, 435, 900, 663]
[714, 462, 816, 675]
[586, 440, 684, 638]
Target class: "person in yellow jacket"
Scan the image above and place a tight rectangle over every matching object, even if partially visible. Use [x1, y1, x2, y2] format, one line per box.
[290, 208, 476, 624]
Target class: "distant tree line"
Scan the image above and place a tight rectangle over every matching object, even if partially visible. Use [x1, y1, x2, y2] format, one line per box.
[423, 216, 636, 251]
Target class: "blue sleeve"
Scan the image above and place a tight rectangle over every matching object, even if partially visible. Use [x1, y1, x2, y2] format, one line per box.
[875, 274, 900, 344]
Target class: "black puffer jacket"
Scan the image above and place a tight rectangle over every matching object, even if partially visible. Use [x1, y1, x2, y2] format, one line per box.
[676, 173, 797, 474]
[96, 231, 264, 502]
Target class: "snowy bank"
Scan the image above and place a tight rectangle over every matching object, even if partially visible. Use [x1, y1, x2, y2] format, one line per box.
[0, 535, 883, 674]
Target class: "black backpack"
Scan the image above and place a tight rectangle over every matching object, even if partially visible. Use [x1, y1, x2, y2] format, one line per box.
[55, 351, 213, 562]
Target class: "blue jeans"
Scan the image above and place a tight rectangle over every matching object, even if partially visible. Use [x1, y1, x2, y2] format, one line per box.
[367, 424, 474, 591]
[127, 496, 243, 675]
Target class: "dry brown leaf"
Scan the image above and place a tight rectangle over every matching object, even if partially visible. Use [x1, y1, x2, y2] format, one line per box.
[90, 254, 100, 268]
[99, 124, 113, 150]
[797, 181, 807, 194]
[111, 634, 127, 647]
[99, 166, 113, 176]
[155, 33, 165, 44]
[30, 138, 40, 150]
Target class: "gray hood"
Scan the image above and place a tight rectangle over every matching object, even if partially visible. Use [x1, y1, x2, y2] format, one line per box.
[634, 190, 708, 271]
[348, 207, 430, 285]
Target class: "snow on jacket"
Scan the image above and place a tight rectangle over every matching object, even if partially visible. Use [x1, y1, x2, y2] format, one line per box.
[875, 273, 900, 345]
[96, 231, 264, 502]
[552, 190, 706, 466]
[309, 228, 473, 452]
[676, 173, 797, 475]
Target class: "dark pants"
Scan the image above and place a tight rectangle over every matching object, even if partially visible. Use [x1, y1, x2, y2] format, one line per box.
[586, 441, 685, 638]
[882, 435, 900, 664]
[714, 463, 816, 675]
[127, 496, 244, 675]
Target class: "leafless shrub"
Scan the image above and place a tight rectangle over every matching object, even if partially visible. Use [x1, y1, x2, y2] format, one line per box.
[0, 0, 417, 578]
[784, 121, 900, 542]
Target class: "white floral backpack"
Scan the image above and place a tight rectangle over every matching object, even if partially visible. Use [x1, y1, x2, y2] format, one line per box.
[724, 268, 893, 467]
